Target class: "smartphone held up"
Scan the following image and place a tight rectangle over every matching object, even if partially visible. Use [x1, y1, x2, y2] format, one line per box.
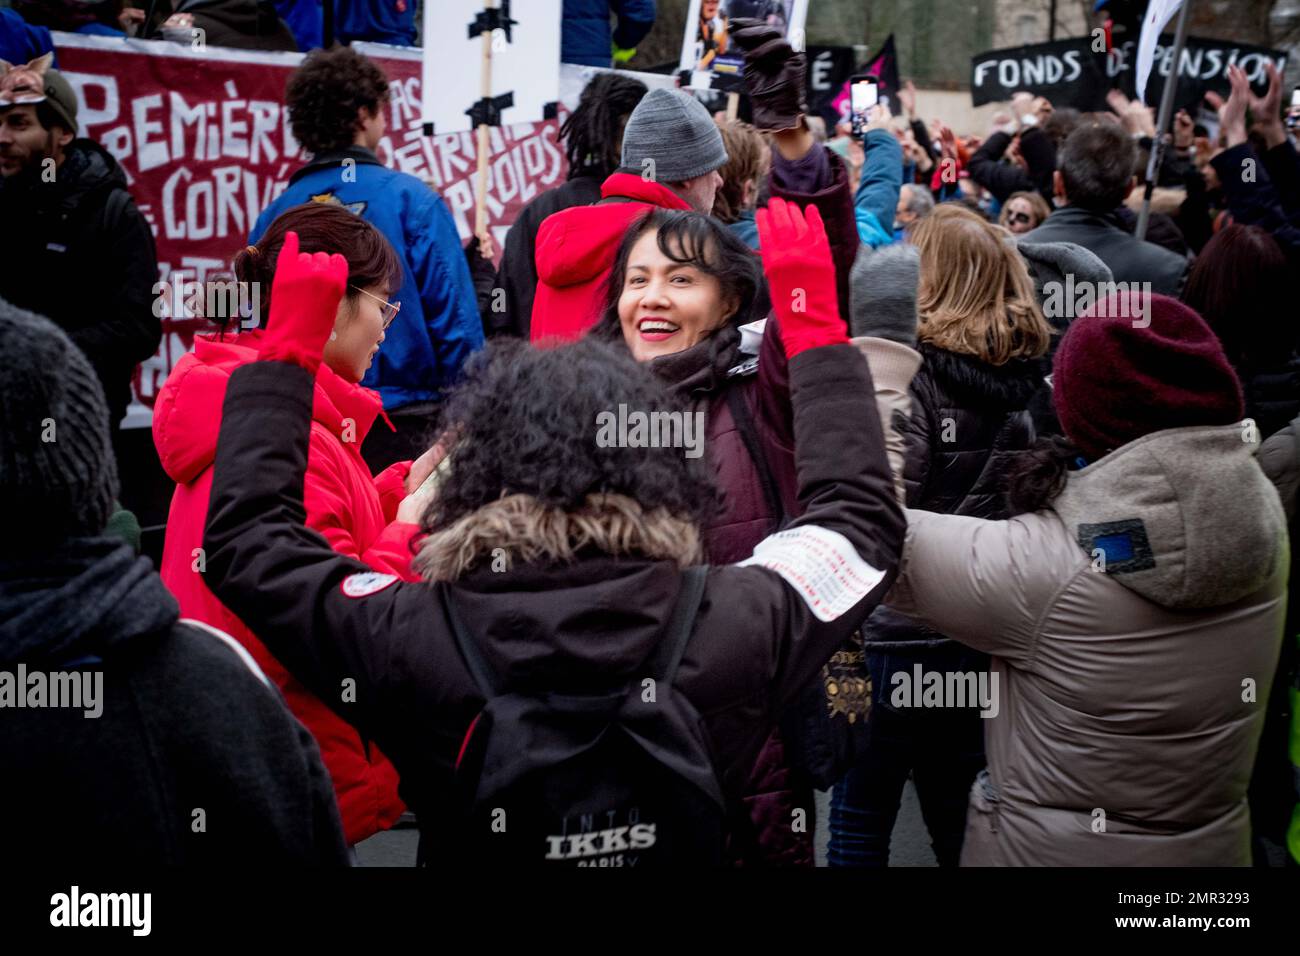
[850, 74, 878, 136]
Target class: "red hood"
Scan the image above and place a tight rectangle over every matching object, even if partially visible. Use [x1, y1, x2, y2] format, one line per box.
[153, 330, 385, 485]
[533, 173, 691, 288]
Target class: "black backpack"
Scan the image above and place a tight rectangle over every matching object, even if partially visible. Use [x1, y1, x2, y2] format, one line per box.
[441, 566, 727, 867]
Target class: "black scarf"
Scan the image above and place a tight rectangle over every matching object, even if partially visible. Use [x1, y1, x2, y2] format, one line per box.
[648, 323, 744, 402]
[0, 537, 178, 667]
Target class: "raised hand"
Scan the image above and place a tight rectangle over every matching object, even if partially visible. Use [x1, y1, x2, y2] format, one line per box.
[1006, 137, 1027, 171]
[934, 121, 957, 160]
[259, 230, 349, 373]
[1010, 91, 1036, 121]
[1209, 65, 1250, 149]
[864, 102, 893, 133]
[1107, 88, 1155, 137]
[730, 17, 807, 131]
[756, 197, 846, 359]
[990, 109, 1016, 136]
[1250, 62, 1286, 148]
[1174, 109, 1195, 149]
[898, 80, 917, 120]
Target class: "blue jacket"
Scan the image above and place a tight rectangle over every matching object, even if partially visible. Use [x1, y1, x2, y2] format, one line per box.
[0, 9, 54, 64]
[274, 0, 323, 50]
[1212, 141, 1300, 260]
[855, 129, 902, 248]
[335, 0, 415, 46]
[562, 0, 655, 66]
[76, 22, 126, 37]
[729, 212, 759, 250]
[250, 148, 483, 410]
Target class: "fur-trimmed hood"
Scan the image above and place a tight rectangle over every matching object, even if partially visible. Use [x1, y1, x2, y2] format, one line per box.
[414, 493, 702, 582]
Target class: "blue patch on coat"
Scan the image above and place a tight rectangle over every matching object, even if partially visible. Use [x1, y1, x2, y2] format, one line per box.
[1077, 518, 1156, 574]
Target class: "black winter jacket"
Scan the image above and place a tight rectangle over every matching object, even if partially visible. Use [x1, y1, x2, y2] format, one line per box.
[489, 173, 604, 338]
[0, 140, 160, 427]
[967, 127, 1055, 204]
[0, 538, 347, 865]
[1241, 353, 1300, 441]
[202, 345, 905, 860]
[869, 343, 1042, 647]
[900, 344, 1041, 516]
[1021, 206, 1190, 298]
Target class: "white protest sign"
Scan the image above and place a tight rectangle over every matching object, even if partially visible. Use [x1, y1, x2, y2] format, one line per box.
[420, 0, 562, 134]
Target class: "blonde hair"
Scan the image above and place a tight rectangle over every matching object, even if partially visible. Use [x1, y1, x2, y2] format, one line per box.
[713, 120, 768, 224]
[910, 204, 1052, 364]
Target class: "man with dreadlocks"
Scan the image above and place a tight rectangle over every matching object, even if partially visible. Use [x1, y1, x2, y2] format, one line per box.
[488, 72, 648, 339]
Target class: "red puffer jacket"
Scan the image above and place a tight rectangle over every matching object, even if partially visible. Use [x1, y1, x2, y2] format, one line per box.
[531, 172, 692, 343]
[153, 330, 413, 846]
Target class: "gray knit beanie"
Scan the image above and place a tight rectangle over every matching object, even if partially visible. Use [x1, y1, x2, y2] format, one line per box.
[0, 297, 117, 546]
[1015, 238, 1113, 334]
[619, 88, 729, 183]
[849, 243, 921, 346]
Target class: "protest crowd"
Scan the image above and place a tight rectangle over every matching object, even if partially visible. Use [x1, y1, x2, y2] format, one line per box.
[2, 0, 1299, 874]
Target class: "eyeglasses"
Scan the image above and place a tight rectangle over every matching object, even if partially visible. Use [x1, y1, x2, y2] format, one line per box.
[350, 285, 400, 329]
[1007, 211, 1034, 226]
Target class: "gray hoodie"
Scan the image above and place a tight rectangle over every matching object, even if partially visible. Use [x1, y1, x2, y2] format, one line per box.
[889, 421, 1288, 865]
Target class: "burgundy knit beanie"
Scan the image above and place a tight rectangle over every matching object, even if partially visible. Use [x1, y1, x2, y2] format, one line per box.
[1052, 293, 1243, 462]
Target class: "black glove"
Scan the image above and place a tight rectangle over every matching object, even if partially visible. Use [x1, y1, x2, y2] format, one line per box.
[730, 17, 807, 132]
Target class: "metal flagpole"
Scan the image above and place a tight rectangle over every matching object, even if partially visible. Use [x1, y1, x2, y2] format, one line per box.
[1136, 0, 1192, 241]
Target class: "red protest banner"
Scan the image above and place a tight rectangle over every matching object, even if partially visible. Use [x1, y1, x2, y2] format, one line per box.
[50, 33, 568, 427]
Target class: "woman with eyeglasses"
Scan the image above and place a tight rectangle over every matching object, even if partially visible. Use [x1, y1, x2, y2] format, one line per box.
[998, 190, 1051, 236]
[152, 202, 431, 857]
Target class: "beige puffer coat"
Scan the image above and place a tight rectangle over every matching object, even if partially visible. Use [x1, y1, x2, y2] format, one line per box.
[889, 422, 1288, 866]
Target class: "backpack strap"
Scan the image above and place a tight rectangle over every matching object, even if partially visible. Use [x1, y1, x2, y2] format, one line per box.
[646, 565, 708, 686]
[724, 385, 788, 535]
[442, 587, 503, 699]
[100, 186, 131, 235]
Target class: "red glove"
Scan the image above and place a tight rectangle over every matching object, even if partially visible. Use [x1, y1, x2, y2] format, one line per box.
[258, 230, 349, 374]
[755, 197, 846, 359]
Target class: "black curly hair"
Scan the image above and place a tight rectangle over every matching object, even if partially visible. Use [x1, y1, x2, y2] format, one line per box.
[561, 72, 648, 180]
[590, 208, 767, 346]
[1004, 434, 1085, 515]
[422, 338, 721, 532]
[286, 47, 391, 155]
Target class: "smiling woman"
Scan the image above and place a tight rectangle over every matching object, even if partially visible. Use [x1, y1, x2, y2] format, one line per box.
[590, 204, 788, 557]
[598, 209, 762, 364]
[586, 200, 854, 869]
